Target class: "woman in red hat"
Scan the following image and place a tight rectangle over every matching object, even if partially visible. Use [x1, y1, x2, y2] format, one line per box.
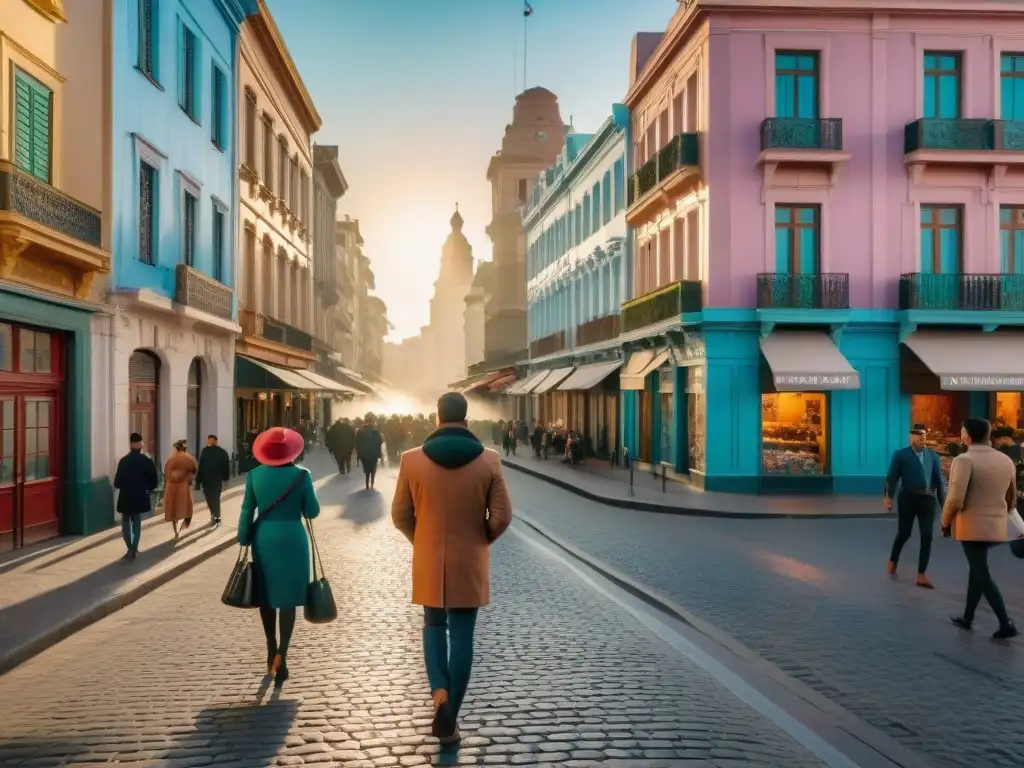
[237, 427, 321, 685]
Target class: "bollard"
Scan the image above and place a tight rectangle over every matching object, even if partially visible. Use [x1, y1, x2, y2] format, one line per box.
[662, 463, 667, 493]
[628, 457, 635, 496]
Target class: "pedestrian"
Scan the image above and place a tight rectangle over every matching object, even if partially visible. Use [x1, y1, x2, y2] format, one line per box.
[196, 434, 231, 527]
[883, 423, 946, 587]
[391, 392, 513, 744]
[356, 412, 383, 490]
[942, 417, 1019, 639]
[112, 432, 158, 560]
[163, 439, 198, 539]
[237, 427, 322, 685]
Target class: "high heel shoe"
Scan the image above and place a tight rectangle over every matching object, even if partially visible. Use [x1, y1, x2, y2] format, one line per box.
[266, 644, 278, 676]
[271, 654, 289, 686]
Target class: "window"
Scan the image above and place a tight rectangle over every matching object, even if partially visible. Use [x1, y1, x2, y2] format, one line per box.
[138, 0, 157, 80]
[911, 394, 969, 475]
[602, 170, 613, 225]
[920, 205, 961, 273]
[1001, 206, 1024, 274]
[673, 218, 685, 282]
[658, 109, 669, 148]
[244, 226, 257, 307]
[775, 52, 819, 119]
[139, 162, 157, 265]
[299, 169, 309, 224]
[672, 92, 684, 134]
[23, 397, 52, 481]
[261, 237, 274, 313]
[278, 136, 288, 200]
[211, 66, 225, 149]
[762, 393, 827, 475]
[582, 194, 591, 237]
[591, 183, 600, 235]
[212, 204, 225, 282]
[18, 329, 52, 374]
[261, 113, 274, 186]
[13, 68, 52, 183]
[1002, 54, 1024, 121]
[0, 324, 11, 372]
[574, 203, 582, 243]
[244, 89, 257, 167]
[182, 190, 196, 266]
[923, 52, 961, 119]
[518, 178, 528, 204]
[290, 156, 299, 212]
[774, 205, 819, 273]
[613, 158, 625, 213]
[179, 24, 197, 119]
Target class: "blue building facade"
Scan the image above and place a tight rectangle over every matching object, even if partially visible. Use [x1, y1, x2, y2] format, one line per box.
[512, 109, 630, 457]
[109, 0, 253, 467]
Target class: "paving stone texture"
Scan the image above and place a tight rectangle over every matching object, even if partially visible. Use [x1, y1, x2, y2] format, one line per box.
[0, 465, 824, 768]
[507, 469, 1024, 768]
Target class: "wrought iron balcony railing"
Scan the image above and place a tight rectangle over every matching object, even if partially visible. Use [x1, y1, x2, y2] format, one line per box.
[621, 280, 702, 333]
[0, 160, 101, 248]
[175, 264, 233, 320]
[239, 308, 315, 351]
[627, 132, 699, 207]
[899, 273, 1024, 311]
[760, 118, 843, 151]
[575, 314, 620, 347]
[756, 273, 850, 310]
[903, 119, 1024, 153]
[530, 330, 567, 359]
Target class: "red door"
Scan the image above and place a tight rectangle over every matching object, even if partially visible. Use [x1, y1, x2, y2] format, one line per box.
[0, 324, 64, 553]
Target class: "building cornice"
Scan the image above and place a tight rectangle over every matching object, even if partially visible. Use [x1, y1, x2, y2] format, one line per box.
[214, 0, 252, 27]
[314, 145, 348, 199]
[22, 0, 66, 23]
[246, 0, 322, 134]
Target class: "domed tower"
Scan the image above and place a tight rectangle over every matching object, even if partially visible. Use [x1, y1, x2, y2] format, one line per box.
[436, 204, 474, 291]
[425, 204, 475, 395]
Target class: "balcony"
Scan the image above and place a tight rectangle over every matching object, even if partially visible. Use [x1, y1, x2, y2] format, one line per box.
[575, 314, 620, 347]
[239, 308, 314, 352]
[756, 273, 850, 310]
[904, 119, 1024, 182]
[0, 160, 109, 299]
[175, 264, 233, 321]
[899, 273, 1024, 312]
[758, 118, 848, 188]
[626, 132, 699, 223]
[530, 330, 567, 359]
[621, 280, 702, 334]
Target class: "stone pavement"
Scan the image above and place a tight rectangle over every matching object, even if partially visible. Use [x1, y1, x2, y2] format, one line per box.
[500, 452, 886, 518]
[0, 465, 827, 767]
[0, 451, 337, 675]
[505, 469, 1024, 768]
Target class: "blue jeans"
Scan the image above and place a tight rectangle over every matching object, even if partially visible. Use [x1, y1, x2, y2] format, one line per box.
[423, 607, 478, 718]
[121, 513, 141, 552]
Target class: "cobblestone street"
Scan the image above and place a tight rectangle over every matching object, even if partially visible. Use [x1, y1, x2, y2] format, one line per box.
[0, 465, 825, 767]
[506, 468, 1024, 768]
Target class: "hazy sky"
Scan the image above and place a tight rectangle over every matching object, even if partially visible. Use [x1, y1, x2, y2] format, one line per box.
[266, 0, 678, 341]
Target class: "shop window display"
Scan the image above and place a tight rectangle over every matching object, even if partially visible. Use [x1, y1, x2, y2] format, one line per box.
[686, 366, 705, 472]
[761, 393, 826, 475]
[910, 393, 970, 476]
[994, 392, 1024, 432]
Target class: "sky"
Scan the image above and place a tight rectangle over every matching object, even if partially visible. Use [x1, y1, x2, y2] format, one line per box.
[266, 0, 679, 341]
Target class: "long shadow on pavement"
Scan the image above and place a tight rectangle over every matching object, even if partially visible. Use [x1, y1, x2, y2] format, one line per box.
[340, 489, 385, 526]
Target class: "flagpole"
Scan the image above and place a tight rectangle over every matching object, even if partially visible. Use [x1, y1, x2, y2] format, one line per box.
[523, 3, 528, 92]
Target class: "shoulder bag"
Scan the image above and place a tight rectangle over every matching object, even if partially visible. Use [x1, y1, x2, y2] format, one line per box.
[221, 470, 307, 609]
[304, 516, 337, 623]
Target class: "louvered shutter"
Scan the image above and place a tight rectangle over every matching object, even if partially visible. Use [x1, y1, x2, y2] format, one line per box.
[13, 70, 51, 183]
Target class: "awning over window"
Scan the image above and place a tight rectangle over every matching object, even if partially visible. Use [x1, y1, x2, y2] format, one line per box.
[294, 369, 361, 395]
[517, 370, 553, 395]
[902, 331, 1024, 390]
[558, 360, 624, 391]
[236, 356, 319, 391]
[760, 331, 860, 391]
[620, 348, 671, 390]
[504, 378, 530, 396]
[532, 367, 575, 394]
[464, 369, 515, 395]
[488, 373, 517, 392]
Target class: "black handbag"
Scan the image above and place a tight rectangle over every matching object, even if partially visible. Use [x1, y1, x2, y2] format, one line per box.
[304, 515, 337, 623]
[220, 472, 306, 609]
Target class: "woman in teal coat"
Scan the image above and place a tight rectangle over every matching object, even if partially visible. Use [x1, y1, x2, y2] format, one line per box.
[238, 427, 321, 686]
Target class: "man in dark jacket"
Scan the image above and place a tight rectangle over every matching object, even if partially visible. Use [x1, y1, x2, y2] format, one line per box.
[327, 418, 356, 473]
[356, 413, 384, 490]
[113, 432, 159, 560]
[196, 434, 231, 527]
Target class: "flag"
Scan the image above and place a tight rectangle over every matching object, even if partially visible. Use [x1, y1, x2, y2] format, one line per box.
[524, 2, 533, 17]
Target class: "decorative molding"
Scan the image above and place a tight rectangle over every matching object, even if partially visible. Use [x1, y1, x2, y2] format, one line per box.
[0, 33, 66, 82]
[23, 0, 67, 23]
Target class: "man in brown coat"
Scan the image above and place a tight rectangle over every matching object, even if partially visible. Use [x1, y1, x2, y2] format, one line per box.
[942, 417, 1018, 639]
[391, 391, 513, 744]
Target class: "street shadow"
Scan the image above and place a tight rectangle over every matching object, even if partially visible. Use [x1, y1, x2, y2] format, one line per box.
[340, 489, 386, 526]
[155, 699, 298, 767]
[0, 737, 95, 766]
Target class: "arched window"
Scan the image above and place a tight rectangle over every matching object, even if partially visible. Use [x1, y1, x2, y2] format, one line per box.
[187, 358, 203, 454]
[129, 350, 160, 460]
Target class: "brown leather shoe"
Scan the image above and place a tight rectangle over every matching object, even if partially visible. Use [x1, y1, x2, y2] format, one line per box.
[887, 561, 897, 577]
[917, 574, 934, 589]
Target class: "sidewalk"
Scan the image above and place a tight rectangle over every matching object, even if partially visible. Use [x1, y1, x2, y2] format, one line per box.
[0, 450, 340, 676]
[500, 452, 889, 518]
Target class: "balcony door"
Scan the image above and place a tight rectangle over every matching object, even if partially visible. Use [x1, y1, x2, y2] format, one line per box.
[920, 205, 962, 309]
[775, 52, 819, 119]
[923, 52, 961, 119]
[1001, 206, 1024, 310]
[774, 205, 820, 308]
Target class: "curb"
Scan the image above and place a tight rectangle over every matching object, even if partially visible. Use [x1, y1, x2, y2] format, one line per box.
[501, 459, 890, 519]
[0, 534, 237, 677]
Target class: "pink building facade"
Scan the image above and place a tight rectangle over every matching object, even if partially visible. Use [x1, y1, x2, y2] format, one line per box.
[619, 0, 1024, 494]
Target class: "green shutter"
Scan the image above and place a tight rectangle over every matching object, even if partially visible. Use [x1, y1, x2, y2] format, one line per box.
[13, 69, 51, 183]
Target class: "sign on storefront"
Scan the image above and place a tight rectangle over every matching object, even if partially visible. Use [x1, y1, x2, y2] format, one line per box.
[941, 375, 1024, 390]
[773, 373, 859, 390]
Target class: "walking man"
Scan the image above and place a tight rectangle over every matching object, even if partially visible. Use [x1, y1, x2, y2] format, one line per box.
[943, 417, 1018, 639]
[112, 432, 159, 560]
[883, 423, 946, 588]
[356, 413, 383, 490]
[391, 392, 513, 744]
[196, 434, 231, 527]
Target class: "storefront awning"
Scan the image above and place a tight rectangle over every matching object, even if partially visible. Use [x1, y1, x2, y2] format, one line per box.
[760, 331, 860, 391]
[294, 369, 361, 395]
[464, 369, 515, 395]
[558, 360, 624, 391]
[503, 379, 530, 396]
[236, 356, 319, 391]
[518, 370, 553, 395]
[902, 331, 1024, 390]
[532, 367, 575, 394]
[488, 373, 517, 392]
[620, 348, 671, 390]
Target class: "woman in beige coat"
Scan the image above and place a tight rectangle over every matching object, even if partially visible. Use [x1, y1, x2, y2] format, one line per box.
[941, 417, 1018, 639]
[163, 440, 198, 538]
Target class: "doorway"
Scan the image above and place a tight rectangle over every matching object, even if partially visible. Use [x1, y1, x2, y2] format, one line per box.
[129, 350, 160, 463]
[187, 357, 203, 454]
